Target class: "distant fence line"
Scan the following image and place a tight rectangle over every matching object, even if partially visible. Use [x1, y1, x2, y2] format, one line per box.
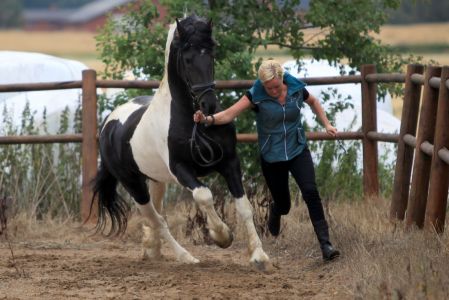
[0, 64, 448, 233]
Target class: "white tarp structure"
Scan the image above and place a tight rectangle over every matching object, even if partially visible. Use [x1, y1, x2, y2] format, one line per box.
[283, 59, 400, 166]
[0, 51, 88, 134]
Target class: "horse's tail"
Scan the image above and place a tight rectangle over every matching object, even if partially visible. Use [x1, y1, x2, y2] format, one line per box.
[88, 161, 130, 236]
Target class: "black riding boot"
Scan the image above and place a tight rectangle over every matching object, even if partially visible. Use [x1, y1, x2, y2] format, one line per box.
[312, 219, 340, 261]
[267, 203, 281, 236]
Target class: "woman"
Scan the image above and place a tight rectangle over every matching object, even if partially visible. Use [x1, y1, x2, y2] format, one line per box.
[194, 59, 340, 261]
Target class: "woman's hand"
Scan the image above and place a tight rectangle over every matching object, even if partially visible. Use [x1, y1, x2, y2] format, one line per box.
[325, 124, 337, 137]
[193, 110, 206, 123]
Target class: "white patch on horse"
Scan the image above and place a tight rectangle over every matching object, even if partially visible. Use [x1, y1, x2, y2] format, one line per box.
[102, 102, 142, 130]
[129, 23, 176, 183]
[130, 96, 173, 182]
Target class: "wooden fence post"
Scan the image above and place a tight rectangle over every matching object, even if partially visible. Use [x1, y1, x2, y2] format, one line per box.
[425, 66, 449, 233]
[81, 69, 98, 222]
[390, 64, 424, 221]
[361, 64, 379, 198]
[406, 66, 441, 229]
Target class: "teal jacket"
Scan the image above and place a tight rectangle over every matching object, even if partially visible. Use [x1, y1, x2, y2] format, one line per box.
[249, 72, 307, 163]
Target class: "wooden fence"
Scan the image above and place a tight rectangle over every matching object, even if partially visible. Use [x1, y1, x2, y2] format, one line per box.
[390, 65, 449, 233]
[0, 64, 447, 231]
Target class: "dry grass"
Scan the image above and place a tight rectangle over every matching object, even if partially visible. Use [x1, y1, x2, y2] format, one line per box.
[299, 22, 449, 46]
[4, 197, 449, 299]
[254, 198, 449, 299]
[1, 30, 96, 54]
[376, 23, 449, 66]
[268, 22, 449, 65]
[0, 30, 103, 70]
[375, 22, 449, 45]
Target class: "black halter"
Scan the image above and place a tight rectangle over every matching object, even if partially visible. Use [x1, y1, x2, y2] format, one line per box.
[176, 43, 216, 111]
[190, 81, 216, 111]
[176, 44, 223, 167]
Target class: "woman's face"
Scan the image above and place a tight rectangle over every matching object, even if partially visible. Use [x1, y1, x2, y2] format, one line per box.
[263, 77, 283, 98]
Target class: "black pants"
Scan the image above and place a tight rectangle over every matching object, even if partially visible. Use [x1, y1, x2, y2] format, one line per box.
[260, 147, 325, 223]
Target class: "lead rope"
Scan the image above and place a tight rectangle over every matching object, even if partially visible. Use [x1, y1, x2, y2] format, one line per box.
[190, 123, 223, 167]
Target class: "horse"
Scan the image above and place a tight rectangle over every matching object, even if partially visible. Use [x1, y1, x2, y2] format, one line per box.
[90, 15, 270, 269]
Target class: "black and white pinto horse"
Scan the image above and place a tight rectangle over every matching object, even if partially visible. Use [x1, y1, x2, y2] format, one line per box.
[91, 15, 270, 268]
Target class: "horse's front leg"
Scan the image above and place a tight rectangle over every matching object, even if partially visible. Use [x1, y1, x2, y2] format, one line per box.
[173, 163, 233, 249]
[218, 159, 271, 270]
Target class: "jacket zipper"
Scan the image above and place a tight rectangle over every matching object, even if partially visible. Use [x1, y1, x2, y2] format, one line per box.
[282, 105, 288, 160]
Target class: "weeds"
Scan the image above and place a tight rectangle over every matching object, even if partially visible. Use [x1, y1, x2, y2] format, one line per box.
[0, 196, 28, 278]
[0, 90, 396, 238]
[0, 100, 82, 220]
[0, 196, 11, 235]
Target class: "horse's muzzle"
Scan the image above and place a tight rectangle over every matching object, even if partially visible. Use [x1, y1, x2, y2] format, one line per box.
[198, 90, 218, 115]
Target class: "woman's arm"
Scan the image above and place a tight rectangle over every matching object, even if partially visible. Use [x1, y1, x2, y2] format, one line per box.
[194, 95, 253, 126]
[304, 94, 337, 136]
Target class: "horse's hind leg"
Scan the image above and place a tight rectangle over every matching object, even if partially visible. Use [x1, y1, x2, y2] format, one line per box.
[150, 180, 164, 213]
[122, 178, 199, 264]
[137, 200, 199, 264]
[141, 180, 165, 260]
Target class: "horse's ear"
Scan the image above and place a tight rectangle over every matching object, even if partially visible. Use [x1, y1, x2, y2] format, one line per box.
[176, 18, 185, 38]
[207, 19, 213, 29]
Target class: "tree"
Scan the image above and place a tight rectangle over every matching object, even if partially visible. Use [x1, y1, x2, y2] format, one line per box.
[0, 0, 22, 28]
[97, 0, 407, 81]
[96, 0, 411, 123]
[95, 0, 412, 197]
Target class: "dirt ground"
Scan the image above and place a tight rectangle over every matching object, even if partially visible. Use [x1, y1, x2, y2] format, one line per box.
[0, 217, 350, 300]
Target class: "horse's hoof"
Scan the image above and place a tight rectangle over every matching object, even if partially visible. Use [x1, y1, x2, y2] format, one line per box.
[210, 229, 234, 249]
[250, 259, 275, 274]
[178, 252, 200, 264]
[249, 248, 273, 273]
[141, 249, 162, 261]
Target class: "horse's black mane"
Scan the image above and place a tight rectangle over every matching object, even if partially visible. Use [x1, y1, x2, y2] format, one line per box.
[173, 15, 215, 51]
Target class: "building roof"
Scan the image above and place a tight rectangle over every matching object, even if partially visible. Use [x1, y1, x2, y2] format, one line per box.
[23, 0, 306, 28]
[23, 0, 135, 25]
[67, 0, 135, 23]
[23, 9, 75, 23]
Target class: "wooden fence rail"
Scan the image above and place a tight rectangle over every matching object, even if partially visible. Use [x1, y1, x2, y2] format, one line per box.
[2, 64, 447, 231]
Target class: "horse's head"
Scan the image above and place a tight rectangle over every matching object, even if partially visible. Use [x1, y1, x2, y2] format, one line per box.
[173, 15, 217, 115]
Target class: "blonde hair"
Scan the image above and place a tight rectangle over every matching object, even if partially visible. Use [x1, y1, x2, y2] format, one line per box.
[258, 59, 284, 83]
